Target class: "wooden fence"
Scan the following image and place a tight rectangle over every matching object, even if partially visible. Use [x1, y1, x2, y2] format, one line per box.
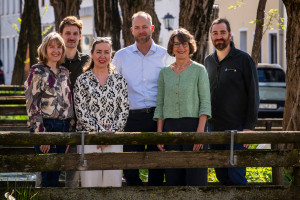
[0, 131, 300, 200]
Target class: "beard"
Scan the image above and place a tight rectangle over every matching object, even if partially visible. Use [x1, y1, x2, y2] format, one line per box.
[134, 33, 151, 44]
[213, 38, 230, 51]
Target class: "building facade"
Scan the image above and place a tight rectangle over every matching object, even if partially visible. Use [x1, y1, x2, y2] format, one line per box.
[0, 0, 287, 84]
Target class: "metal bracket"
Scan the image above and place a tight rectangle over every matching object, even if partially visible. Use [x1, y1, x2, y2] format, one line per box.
[229, 130, 237, 166]
[81, 132, 87, 167]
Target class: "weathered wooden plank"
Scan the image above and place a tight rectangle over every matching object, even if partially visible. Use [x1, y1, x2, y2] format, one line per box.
[256, 118, 283, 127]
[0, 120, 27, 125]
[0, 107, 27, 115]
[0, 85, 24, 91]
[255, 127, 282, 131]
[1, 131, 300, 145]
[0, 96, 26, 104]
[0, 186, 297, 200]
[0, 147, 35, 154]
[0, 150, 299, 172]
[0, 126, 28, 131]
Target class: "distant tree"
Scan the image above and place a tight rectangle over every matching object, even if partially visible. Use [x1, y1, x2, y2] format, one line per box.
[179, 0, 215, 64]
[11, 0, 41, 85]
[282, 0, 300, 133]
[94, 0, 121, 51]
[251, 0, 267, 66]
[50, 0, 82, 32]
[119, 0, 161, 47]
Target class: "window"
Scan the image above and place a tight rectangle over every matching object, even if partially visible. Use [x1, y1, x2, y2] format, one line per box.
[6, 0, 9, 15]
[6, 38, 9, 73]
[41, 0, 45, 7]
[12, 0, 15, 14]
[239, 30, 247, 53]
[1, 0, 5, 15]
[269, 33, 278, 64]
[15, 0, 20, 13]
[1, 39, 4, 63]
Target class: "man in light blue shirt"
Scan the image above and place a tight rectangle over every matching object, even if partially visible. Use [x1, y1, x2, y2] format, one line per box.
[112, 11, 173, 186]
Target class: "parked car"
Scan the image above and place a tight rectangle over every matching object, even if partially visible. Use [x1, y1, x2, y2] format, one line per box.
[257, 63, 286, 118]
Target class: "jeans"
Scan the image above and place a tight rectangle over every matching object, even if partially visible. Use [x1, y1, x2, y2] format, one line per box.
[208, 125, 248, 186]
[34, 119, 69, 187]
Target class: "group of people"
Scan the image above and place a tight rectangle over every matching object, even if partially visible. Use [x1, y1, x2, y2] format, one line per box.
[24, 11, 259, 188]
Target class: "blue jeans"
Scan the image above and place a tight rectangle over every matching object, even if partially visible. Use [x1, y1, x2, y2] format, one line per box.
[33, 119, 69, 187]
[208, 125, 248, 186]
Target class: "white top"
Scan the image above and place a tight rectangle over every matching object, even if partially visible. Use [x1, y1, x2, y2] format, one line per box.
[112, 41, 174, 110]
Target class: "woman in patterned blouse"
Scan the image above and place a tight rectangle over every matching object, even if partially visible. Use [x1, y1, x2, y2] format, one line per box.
[74, 37, 129, 187]
[24, 32, 74, 187]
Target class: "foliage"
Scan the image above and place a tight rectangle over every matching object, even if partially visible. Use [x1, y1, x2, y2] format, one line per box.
[12, 4, 52, 37]
[139, 167, 272, 183]
[3, 182, 38, 200]
[0, 115, 28, 120]
[250, 9, 286, 33]
[284, 168, 294, 186]
[228, 1, 245, 10]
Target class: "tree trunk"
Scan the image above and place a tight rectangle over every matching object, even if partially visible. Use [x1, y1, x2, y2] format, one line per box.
[251, 0, 267, 66]
[282, 0, 300, 132]
[119, 0, 161, 47]
[94, 0, 121, 51]
[179, 0, 215, 64]
[11, 0, 41, 85]
[50, 0, 82, 32]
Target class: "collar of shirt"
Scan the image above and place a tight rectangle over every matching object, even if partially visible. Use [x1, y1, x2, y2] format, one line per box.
[213, 41, 236, 64]
[131, 41, 157, 56]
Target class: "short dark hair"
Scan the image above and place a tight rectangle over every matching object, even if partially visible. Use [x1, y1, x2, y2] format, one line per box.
[59, 16, 83, 34]
[167, 28, 197, 57]
[210, 18, 231, 33]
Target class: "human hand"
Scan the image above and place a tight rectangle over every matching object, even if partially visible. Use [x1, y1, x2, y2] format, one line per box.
[40, 145, 51, 153]
[157, 144, 165, 151]
[65, 145, 70, 154]
[242, 129, 252, 148]
[97, 145, 108, 149]
[193, 144, 203, 151]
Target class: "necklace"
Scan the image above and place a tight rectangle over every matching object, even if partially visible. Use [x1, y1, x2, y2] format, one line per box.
[173, 60, 192, 70]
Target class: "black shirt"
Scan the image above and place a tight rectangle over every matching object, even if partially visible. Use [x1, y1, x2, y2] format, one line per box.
[62, 51, 90, 93]
[204, 42, 259, 131]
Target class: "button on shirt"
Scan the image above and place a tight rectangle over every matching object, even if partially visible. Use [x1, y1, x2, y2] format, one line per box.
[112, 42, 174, 110]
[154, 62, 211, 120]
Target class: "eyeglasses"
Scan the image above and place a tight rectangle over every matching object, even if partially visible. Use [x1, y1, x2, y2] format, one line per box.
[173, 42, 189, 48]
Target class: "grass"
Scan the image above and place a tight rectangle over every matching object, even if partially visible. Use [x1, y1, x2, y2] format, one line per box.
[2, 182, 38, 200]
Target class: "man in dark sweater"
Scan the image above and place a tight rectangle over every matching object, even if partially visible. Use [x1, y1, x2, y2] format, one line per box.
[59, 16, 89, 187]
[204, 18, 259, 186]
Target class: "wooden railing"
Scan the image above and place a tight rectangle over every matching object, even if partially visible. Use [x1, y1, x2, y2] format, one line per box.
[0, 131, 300, 199]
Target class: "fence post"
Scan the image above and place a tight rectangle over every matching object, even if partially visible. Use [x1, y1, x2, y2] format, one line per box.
[267, 121, 284, 185]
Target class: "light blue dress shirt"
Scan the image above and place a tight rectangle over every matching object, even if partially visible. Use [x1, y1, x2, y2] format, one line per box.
[112, 41, 174, 110]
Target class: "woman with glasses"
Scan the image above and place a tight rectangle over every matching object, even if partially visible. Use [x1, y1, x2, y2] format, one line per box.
[154, 28, 211, 186]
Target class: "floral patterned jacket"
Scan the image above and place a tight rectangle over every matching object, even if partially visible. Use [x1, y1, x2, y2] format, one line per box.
[24, 64, 74, 133]
[74, 69, 129, 132]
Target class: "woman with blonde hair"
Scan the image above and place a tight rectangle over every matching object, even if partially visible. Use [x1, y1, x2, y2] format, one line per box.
[74, 37, 129, 187]
[24, 32, 74, 187]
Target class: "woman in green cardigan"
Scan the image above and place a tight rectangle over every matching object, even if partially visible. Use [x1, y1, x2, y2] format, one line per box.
[153, 28, 211, 186]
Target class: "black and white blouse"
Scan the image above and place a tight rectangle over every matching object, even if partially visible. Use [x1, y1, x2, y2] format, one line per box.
[74, 69, 129, 132]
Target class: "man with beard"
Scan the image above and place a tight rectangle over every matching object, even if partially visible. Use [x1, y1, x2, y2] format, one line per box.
[204, 18, 259, 186]
[59, 16, 89, 187]
[112, 11, 174, 186]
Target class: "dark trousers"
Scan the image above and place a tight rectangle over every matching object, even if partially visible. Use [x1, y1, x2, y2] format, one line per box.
[164, 118, 208, 186]
[123, 110, 164, 186]
[34, 119, 69, 187]
[208, 125, 248, 186]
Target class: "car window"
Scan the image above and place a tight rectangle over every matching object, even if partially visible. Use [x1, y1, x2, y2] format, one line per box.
[258, 68, 285, 82]
[259, 86, 286, 101]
